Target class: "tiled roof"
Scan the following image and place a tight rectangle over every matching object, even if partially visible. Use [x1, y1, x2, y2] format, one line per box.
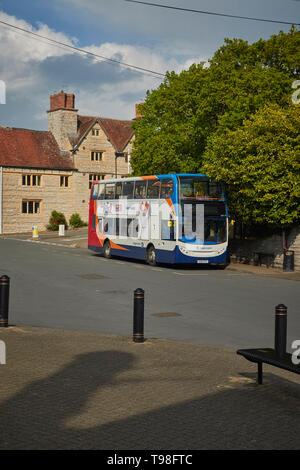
[77, 115, 134, 152]
[0, 127, 74, 170]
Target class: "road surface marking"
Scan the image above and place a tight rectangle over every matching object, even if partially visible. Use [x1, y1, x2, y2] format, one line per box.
[2, 237, 76, 248]
[172, 272, 209, 276]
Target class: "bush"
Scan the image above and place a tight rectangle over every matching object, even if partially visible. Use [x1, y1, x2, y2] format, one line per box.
[47, 210, 68, 231]
[69, 213, 88, 229]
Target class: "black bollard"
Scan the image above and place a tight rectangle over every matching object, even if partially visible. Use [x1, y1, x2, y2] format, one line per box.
[275, 304, 287, 358]
[133, 288, 144, 343]
[0, 275, 10, 327]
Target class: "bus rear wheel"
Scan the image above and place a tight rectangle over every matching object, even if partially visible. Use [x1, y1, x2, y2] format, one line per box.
[146, 245, 156, 266]
[103, 240, 111, 259]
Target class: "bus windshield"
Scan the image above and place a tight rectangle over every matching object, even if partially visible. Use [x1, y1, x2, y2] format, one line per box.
[180, 202, 227, 244]
[179, 175, 224, 199]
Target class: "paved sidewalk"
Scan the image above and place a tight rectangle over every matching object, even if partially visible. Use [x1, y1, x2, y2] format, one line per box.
[0, 228, 88, 248]
[226, 261, 300, 281]
[0, 326, 300, 450]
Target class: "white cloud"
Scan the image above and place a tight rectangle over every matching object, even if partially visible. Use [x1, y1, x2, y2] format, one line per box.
[0, 10, 75, 94]
[0, 9, 207, 128]
[0, 11, 75, 63]
[85, 42, 174, 75]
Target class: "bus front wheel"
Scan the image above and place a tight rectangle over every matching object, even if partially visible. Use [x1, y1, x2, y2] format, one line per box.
[146, 245, 156, 266]
[103, 240, 112, 259]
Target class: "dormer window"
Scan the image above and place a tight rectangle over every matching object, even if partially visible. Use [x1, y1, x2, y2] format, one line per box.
[91, 151, 103, 161]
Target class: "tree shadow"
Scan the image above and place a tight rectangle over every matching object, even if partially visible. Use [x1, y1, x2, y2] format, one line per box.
[1, 350, 300, 449]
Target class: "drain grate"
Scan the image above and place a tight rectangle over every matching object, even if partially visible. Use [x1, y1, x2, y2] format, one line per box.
[151, 312, 181, 318]
[78, 274, 109, 280]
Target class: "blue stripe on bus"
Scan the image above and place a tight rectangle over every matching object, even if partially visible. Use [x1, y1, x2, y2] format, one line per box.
[88, 243, 227, 264]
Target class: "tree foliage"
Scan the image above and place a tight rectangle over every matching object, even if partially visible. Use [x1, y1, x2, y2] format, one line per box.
[130, 28, 300, 227]
[203, 104, 300, 227]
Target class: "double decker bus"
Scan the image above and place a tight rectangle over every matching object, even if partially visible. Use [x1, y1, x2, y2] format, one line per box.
[88, 174, 228, 266]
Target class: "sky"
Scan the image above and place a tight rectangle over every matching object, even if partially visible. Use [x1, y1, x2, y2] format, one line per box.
[0, 0, 299, 130]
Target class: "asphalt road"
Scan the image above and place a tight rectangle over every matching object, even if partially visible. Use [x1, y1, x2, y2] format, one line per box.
[1, 237, 299, 349]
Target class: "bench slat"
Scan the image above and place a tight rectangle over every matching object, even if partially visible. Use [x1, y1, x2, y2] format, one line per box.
[237, 348, 300, 375]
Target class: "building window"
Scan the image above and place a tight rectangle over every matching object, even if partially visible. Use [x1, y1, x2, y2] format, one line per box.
[22, 200, 40, 214]
[22, 174, 41, 186]
[60, 176, 69, 187]
[89, 174, 104, 189]
[91, 151, 103, 161]
[92, 129, 99, 136]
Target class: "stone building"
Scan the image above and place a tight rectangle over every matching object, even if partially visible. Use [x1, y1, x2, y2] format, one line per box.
[0, 91, 135, 234]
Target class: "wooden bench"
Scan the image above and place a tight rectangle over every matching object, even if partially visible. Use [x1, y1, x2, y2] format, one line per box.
[253, 251, 274, 268]
[237, 348, 300, 384]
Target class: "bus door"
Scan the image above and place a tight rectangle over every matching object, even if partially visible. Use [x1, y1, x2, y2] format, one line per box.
[150, 202, 160, 240]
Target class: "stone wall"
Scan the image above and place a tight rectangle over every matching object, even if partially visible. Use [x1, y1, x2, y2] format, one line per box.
[1, 125, 133, 233]
[73, 122, 132, 177]
[47, 108, 77, 152]
[229, 226, 300, 271]
[2, 167, 76, 233]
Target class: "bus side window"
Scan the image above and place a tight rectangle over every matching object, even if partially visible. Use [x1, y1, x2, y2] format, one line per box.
[147, 179, 161, 198]
[116, 182, 122, 199]
[91, 183, 99, 200]
[160, 178, 174, 199]
[105, 183, 115, 199]
[209, 182, 222, 197]
[98, 183, 105, 200]
[122, 181, 134, 199]
[134, 181, 147, 199]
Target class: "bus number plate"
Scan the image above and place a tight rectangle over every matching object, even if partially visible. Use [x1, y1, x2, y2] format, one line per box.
[197, 260, 208, 264]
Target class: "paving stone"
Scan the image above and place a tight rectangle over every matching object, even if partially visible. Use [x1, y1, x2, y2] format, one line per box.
[0, 326, 300, 449]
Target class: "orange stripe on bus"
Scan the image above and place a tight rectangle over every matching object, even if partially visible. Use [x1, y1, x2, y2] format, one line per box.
[166, 198, 176, 215]
[110, 240, 130, 251]
[141, 175, 158, 180]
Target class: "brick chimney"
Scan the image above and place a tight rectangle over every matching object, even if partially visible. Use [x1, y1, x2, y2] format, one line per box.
[47, 91, 78, 151]
[135, 102, 145, 118]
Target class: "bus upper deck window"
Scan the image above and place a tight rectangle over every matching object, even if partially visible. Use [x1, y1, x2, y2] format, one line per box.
[91, 183, 99, 200]
[116, 182, 122, 199]
[105, 184, 115, 199]
[147, 179, 160, 198]
[209, 182, 223, 197]
[180, 179, 208, 198]
[122, 181, 134, 198]
[134, 181, 147, 199]
[160, 178, 174, 199]
[98, 184, 105, 200]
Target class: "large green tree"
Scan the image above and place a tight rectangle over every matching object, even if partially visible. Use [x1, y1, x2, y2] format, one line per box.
[131, 28, 299, 177]
[203, 104, 300, 227]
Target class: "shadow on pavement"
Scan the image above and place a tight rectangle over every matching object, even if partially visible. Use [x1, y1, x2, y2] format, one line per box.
[0, 349, 300, 450]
